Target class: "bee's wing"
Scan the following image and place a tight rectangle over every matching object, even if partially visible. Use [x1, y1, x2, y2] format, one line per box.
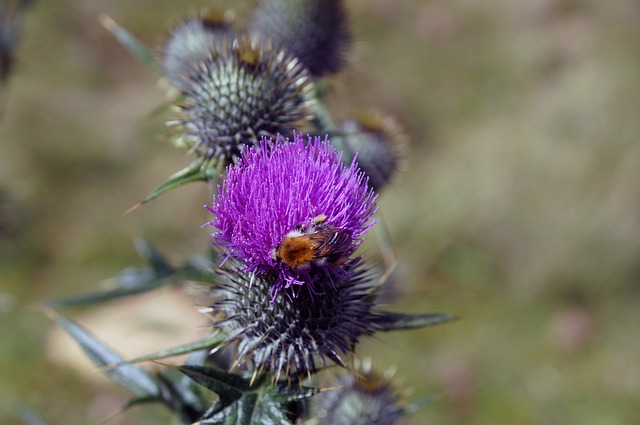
[311, 229, 352, 259]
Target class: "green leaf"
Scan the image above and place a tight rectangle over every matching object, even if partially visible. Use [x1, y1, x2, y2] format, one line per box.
[45, 239, 185, 310]
[135, 238, 174, 276]
[99, 14, 160, 72]
[183, 367, 320, 425]
[178, 364, 249, 410]
[129, 157, 220, 210]
[111, 332, 226, 366]
[155, 372, 206, 425]
[200, 389, 291, 425]
[375, 312, 456, 332]
[52, 312, 159, 398]
[44, 268, 172, 309]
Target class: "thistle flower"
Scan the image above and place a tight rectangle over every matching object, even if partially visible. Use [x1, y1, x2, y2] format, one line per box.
[248, 0, 352, 77]
[209, 259, 382, 381]
[315, 361, 405, 425]
[332, 111, 408, 192]
[206, 133, 377, 293]
[162, 12, 234, 90]
[168, 37, 315, 165]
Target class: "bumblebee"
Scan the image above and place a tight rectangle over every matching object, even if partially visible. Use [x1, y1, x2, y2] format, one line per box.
[274, 214, 352, 270]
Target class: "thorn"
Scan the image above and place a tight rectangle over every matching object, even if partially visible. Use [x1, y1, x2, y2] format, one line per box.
[249, 369, 259, 387]
[99, 14, 117, 33]
[122, 201, 144, 216]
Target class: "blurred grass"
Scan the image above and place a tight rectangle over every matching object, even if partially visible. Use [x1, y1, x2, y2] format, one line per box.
[2, 0, 640, 424]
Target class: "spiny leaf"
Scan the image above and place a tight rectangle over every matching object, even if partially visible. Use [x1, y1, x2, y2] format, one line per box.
[99, 14, 160, 72]
[178, 365, 249, 407]
[268, 385, 321, 404]
[200, 389, 291, 425]
[375, 312, 456, 332]
[110, 332, 226, 367]
[127, 157, 219, 211]
[177, 350, 210, 408]
[135, 238, 174, 276]
[195, 377, 320, 425]
[52, 312, 159, 397]
[44, 269, 171, 309]
[45, 243, 214, 310]
[155, 372, 206, 424]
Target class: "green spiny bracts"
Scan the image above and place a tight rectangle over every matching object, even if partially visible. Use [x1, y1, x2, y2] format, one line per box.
[315, 360, 405, 425]
[249, 0, 352, 77]
[208, 260, 384, 382]
[168, 36, 316, 166]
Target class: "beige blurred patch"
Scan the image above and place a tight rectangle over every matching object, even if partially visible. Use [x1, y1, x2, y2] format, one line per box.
[47, 286, 207, 384]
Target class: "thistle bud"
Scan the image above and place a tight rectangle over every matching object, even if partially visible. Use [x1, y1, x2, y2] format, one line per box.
[315, 361, 405, 425]
[332, 111, 408, 192]
[249, 0, 352, 77]
[162, 12, 234, 90]
[169, 38, 315, 165]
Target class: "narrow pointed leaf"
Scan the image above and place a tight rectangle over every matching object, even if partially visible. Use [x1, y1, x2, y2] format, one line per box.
[179, 255, 217, 283]
[112, 332, 226, 366]
[99, 14, 160, 72]
[45, 267, 173, 309]
[135, 239, 174, 276]
[46, 251, 213, 309]
[270, 385, 321, 404]
[177, 349, 209, 405]
[178, 365, 248, 409]
[134, 157, 219, 208]
[155, 372, 205, 424]
[53, 313, 159, 397]
[375, 312, 456, 332]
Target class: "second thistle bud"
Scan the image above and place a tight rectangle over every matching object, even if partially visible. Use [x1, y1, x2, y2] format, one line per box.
[249, 0, 352, 77]
[315, 362, 406, 425]
[164, 30, 316, 166]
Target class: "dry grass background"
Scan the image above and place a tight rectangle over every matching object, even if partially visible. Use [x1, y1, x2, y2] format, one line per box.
[2, 0, 640, 424]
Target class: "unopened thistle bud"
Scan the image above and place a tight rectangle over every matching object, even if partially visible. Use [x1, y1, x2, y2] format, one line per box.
[168, 37, 315, 165]
[162, 12, 234, 90]
[209, 260, 382, 381]
[315, 361, 405, 425]
[249, 0, 352, 77]
[332, 111, 408, 192]
[206, 133, 377, 293]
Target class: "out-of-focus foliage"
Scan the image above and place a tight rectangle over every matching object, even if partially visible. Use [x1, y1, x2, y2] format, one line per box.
[2, 0, 640, 424]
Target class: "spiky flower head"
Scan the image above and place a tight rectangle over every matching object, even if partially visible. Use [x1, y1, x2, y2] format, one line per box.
[249, 0, 352, 77]
[162, 12, 234, 90]
[168, 37, 315, 166]
[315, 360, 405, 425]
[332, 111, 408, 192]
[207, 133, 377, 293]
[209, 259, 382, 381]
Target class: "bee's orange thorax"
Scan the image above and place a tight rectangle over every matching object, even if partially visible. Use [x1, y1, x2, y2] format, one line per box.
[276, 236, 317, 269]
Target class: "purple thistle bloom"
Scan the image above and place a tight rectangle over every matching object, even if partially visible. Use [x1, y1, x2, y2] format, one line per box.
[206, 132, 377, 293]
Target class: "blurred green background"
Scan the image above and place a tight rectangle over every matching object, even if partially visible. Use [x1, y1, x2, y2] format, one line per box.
[2, 0, 640, 424]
